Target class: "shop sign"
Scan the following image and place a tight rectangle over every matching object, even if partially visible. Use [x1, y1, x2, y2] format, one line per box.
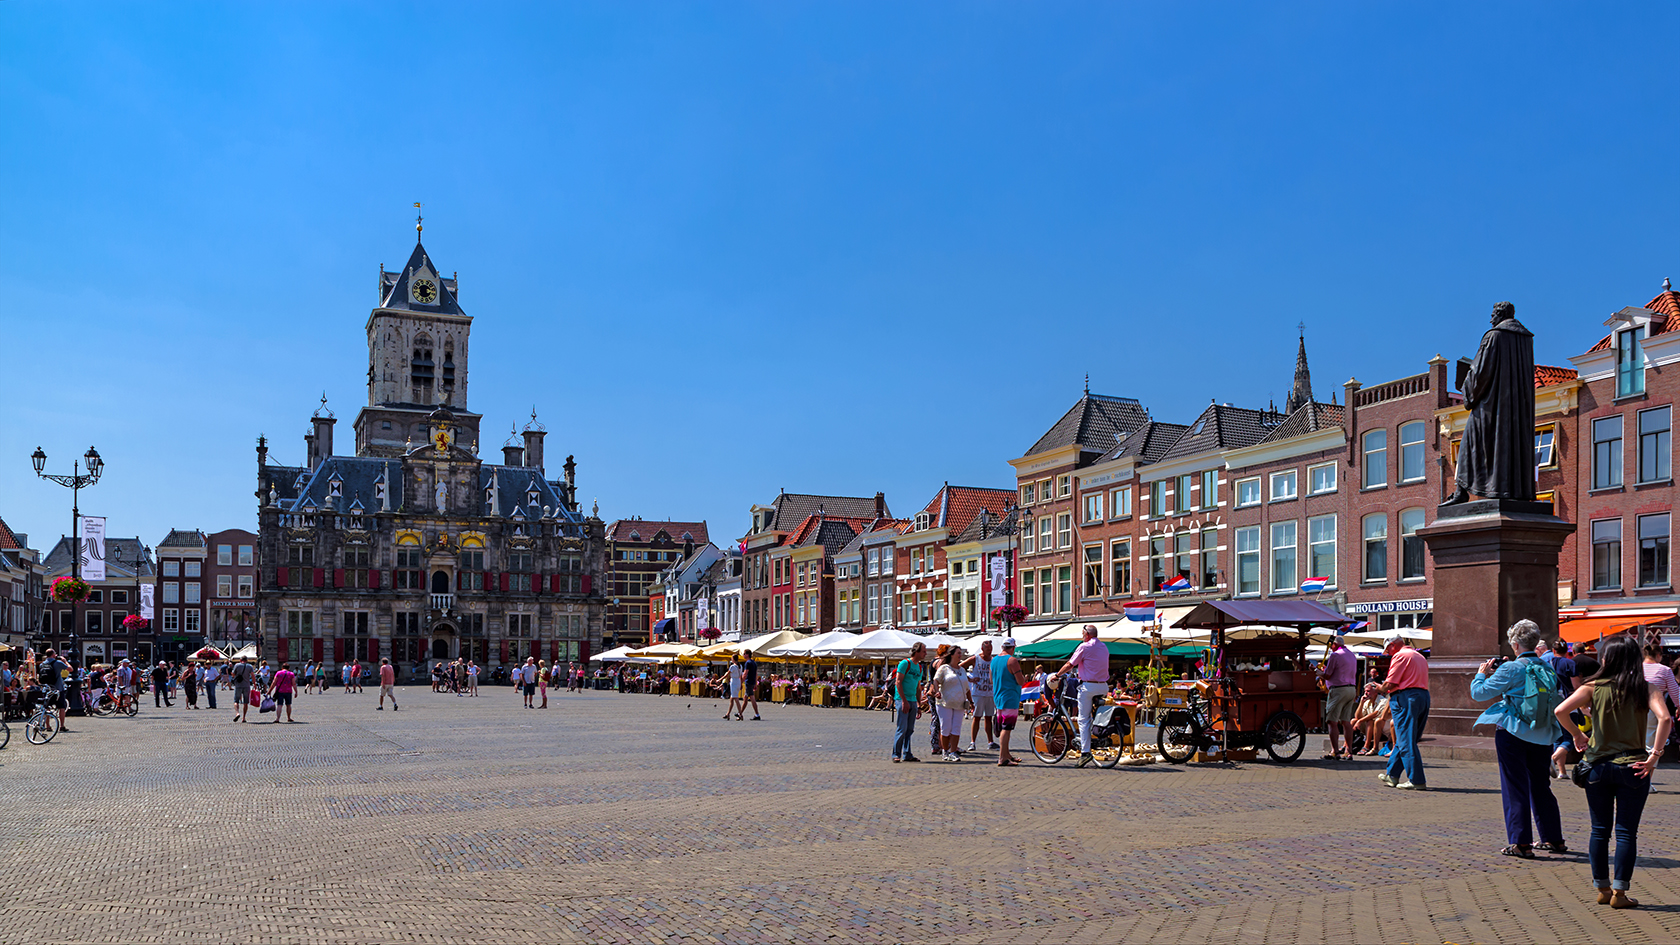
[1344, 598, 1432, 614]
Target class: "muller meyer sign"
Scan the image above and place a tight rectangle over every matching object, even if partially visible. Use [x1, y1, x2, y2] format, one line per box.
[1345, 599, 1432, 614]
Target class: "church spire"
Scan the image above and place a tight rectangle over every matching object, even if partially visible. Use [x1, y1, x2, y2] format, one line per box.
[1285, 322, 1314, 414]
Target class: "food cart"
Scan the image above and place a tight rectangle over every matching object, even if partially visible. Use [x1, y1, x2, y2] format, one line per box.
[1157, 599, 1344, 764]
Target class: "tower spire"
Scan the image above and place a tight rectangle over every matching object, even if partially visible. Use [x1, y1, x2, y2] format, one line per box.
[1285, 323, 1313, 414]
[413, 201, 423, 240]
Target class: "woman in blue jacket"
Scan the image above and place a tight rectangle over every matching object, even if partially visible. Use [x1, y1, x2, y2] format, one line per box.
[1471, 618, 1567, 859]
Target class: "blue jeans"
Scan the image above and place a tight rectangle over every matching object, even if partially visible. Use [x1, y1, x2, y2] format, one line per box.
[1495, 728, 1563, 847]
[1585, 761, 1651, 890]
[205, 684, 217, 710]
[893, 701, 917, 759]
[1385, 688, 1430, 786]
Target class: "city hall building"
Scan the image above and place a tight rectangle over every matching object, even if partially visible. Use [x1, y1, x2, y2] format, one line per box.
[255, 233, 606, 676]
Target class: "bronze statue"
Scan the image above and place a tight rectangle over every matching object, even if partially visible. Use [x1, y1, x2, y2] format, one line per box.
[1442, 301, 1536, 505]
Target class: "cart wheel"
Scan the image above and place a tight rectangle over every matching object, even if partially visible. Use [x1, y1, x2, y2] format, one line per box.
[1157, 711, 1200, 764]
[1030, 715, 1071, 764]
[1264, 710, 1308, 763]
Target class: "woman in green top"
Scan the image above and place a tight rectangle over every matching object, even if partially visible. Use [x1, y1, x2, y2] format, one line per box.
[1556, 635, 1673, 909]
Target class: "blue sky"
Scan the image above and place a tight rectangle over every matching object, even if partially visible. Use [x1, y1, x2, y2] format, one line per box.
[4, 2, 1680, 552]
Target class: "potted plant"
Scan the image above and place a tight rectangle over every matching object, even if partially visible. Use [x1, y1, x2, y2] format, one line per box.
[122, 614, 150, 632]
[51, 576, 90, 603]
[991, 604, 1027, 627]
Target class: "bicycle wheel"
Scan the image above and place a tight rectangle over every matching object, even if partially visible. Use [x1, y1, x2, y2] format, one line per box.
[0, 719, 10, 749]
[1030, 715, 1072, 764]
[39, 710, 58, 743]
[24, 713, 48, 745]
[124, 697, 138, 717]
[1092, 709, 1128, 769]
[1263, 710, 1307, 763]
[1156, 711, 1201, 764]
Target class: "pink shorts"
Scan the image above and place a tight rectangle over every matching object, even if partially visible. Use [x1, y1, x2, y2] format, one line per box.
[996, 709, 1019, 731]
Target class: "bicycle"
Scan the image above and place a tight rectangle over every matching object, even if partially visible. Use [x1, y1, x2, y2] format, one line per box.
[23, 690, 61, 745]
[1029, 676, 1126, 768]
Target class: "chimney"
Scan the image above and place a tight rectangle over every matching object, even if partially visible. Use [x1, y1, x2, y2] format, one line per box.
[503, 444, 525, 467]
[304, 430, 318, 468]
[523, 428, 545, 472]
[311, 416, 336, 468]
[874, 491, 885, 518]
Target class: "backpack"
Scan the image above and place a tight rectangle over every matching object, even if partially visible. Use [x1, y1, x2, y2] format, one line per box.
[1507, 656, 1562, 727]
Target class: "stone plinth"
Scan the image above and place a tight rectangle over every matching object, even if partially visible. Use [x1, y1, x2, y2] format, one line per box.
[1417, 501, 1574, 737]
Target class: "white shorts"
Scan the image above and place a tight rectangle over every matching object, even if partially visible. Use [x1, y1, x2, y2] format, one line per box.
[971, 690, 995, 716]
[936, 705, 964, 735]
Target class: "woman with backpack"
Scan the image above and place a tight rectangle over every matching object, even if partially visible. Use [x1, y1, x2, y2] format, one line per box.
[1470, 618, 1567, 859]
[1556, 634, 1673, 909]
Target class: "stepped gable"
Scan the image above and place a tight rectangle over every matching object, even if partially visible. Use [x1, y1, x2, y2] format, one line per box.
[1585, 286, 1680, 352]
[1025, 393, 1150, 457]
[1259, 401, 1346, 445]
[1157, 403, 1285, 463]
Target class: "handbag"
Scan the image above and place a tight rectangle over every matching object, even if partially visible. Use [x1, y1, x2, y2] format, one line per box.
[1571, 758, 1592, 789]
[259, 696, 275, 714]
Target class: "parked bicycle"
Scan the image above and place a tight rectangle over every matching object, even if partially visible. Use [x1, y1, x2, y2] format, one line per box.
[23, 688, 61, 745]
[1029, 675, 1129, 768]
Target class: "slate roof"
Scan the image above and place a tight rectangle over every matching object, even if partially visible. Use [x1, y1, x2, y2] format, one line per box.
[608, 520, 709, 544]
[1157, 403, 1286, 463]
[785, 516, 875, 559]
[157, 529, 207, 552]
[44, 536, 153, 577]
[1586, 288, 1680, 353]
[277, 456, 581, 523]
[1024, 393, 1151, 457]
[1100, 422, 1192, 465]
[378, 242, 465, 316]
[1258, 402, 1346, 445]
[951, 505, 1020, 545]
[1535, 364, 1578, 388]
[837, 522, 913, 559]
[768, 493, 885, 531]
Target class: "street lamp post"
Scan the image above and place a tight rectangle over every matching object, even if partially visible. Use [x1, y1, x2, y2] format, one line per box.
[32, 446, 103, 672]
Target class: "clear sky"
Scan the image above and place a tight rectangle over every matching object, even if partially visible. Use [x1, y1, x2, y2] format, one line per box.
[5, 2, 1680, 553]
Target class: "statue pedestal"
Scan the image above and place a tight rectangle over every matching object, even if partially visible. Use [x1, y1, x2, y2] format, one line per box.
[1417, 502, 1575, 737]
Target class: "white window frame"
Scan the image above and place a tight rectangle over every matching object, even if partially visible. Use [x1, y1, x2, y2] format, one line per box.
[1399, 422, 1427, 483]
[1270, 521, 1298, 593]
[1235, 477, 1261, 508]
[1307, 462, 1337, 496]
[1307, 514, 1336, 588]
[1269, 470, 1298, 502]
[1082, 492, 1103, 524]
[1362, 429, 1388, 488]
[1056, 513, 1072, 549]
[1235, 526, 1260, 597]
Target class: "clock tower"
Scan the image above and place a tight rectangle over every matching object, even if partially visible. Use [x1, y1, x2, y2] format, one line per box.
[353, 236, 482, 457]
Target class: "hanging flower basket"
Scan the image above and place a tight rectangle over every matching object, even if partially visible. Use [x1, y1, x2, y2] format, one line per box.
[699, 626, 722, 642]
[991, 604, 1028, 625]
[50, 576, 90, 603]
[122, 614, 150, 632]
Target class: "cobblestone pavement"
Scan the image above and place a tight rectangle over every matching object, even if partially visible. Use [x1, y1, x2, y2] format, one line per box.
[0, 687, 1675, 943]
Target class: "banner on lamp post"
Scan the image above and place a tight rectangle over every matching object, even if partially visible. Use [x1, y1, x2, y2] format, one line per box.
[989, 554, 1008, 607]
[80, 516, 107, 582]
[140, 583, 154, 620]
[696, 597, 710, 630]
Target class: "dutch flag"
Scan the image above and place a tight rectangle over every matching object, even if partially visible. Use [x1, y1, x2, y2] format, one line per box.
[1123, 600, 1156, 623]
[1300, 576, 1330, 593]
[1021, 682, 1044, 701]
[1343, 620, 1369, 631]
[1162, 575, 1191, 593]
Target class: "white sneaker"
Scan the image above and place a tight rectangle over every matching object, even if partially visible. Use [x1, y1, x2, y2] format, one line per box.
[1378, 772, 1397, 788]
[1396, 781, 1428, 791]
[965, 742, 976, 752]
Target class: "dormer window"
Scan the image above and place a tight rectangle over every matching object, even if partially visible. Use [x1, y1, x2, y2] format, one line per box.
[1618, 326, 1647, 397]
[914, 513, 930, 531]
[374, 481, 386, 503]
[528, 489, 540, 507]
[329, 479, 342, 498]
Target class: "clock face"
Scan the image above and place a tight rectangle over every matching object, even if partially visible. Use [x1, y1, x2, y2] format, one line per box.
[412, 279, 438, 304]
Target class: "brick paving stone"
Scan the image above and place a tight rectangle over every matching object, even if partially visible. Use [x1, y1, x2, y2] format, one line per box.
[0, 687, 1675, 942]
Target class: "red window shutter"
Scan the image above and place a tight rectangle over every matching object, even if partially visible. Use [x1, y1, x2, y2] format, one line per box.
[579, 640, 590, 663]
[499, 639, 508, 664]
[482, 571, 491, 591]
[581, 574, 592, 594]
[456, 571, 463, 591]
[333, 638, 344, 662]
[500, 572, 510, 593]
[334, 569, 345, 589]
[277, 635, 286, 657]
[313, 568, 325, 589]
[369, 569, 381, 589]
[533, 573, 543, 595]
[550, 573, 561, 593]
[275, 567, 287, 589]
[550, 640, 559, 662]
[313, 638, 324, 663]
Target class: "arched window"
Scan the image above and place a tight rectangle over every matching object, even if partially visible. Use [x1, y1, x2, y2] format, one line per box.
[411, 333, 435, 397]
[1400, 508, 1426, 580]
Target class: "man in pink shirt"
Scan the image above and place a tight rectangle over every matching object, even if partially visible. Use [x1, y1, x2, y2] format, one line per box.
[271, 663, 297, 723]
[1053, 625, 1111, 767]
[1378, 633, 1430, 791]
[378, 657, 399, 712]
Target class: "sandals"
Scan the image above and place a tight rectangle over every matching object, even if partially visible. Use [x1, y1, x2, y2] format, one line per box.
[1537, 841, 1569, 854]
[1500, 845, 1535, 859]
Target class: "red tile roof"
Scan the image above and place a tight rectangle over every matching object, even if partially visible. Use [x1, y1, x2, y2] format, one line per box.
[0, 516, 20, 550]
[1534, 364, 1577, 388]
[1586, 289, 1680, 353]
[911, 485, 1015, 538]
